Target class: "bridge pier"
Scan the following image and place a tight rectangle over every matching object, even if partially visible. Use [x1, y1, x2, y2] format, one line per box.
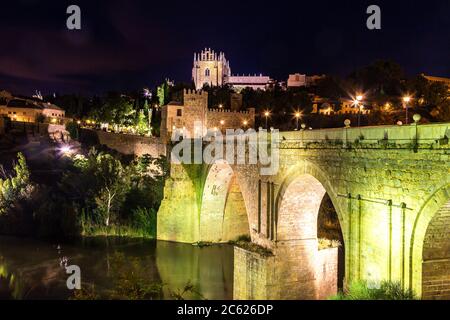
[233, 241, 338, 300]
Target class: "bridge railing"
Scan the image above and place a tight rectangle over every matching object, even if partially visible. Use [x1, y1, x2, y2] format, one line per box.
[279, 122, 450, 149]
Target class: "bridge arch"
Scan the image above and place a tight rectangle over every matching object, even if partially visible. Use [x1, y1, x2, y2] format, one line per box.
[275, 162, 345, 242]
[199, 160, 250, 242]
[410, 183, 450, 299]
[273, 162, 346, 298]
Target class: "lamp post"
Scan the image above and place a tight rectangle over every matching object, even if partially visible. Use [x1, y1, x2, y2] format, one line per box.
[264, 111, 270, 130]
[403, 96, 411, 125]
[295, 112, 301, 131]
[354, 94, 364, 127]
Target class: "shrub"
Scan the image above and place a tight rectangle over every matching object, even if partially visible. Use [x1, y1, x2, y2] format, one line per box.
[0, 153, 34, 215]
[330, 280, 417, 300]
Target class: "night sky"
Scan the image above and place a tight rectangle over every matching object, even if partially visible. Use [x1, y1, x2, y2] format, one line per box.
[0, 0, 449, 95]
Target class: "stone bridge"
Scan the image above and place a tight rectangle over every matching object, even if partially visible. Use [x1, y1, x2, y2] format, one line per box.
[157, 123, 450, 300]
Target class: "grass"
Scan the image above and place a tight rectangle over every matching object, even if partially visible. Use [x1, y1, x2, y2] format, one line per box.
[80, 224, 155, 239]
[229, 235, 273, 257]
[318, 238, 341, 250]
[330, 280, 417, 300]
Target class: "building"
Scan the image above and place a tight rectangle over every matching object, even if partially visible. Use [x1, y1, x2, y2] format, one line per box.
[311, 96, 370, 115]
[192, 49, 231, 90]
[423, 75, 450, 91]
[0, 90, 65, 123]
[228, 74, 272, 91]
[287, 73, 326, 88]
[161, 89, 255, 141]
[287, 73, 307, 87]
[192, 48, 271, 91]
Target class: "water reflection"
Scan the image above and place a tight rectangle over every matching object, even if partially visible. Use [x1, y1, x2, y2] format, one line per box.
[0, 236, 233, 300]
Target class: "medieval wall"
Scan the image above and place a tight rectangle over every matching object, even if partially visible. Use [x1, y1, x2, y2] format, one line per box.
[207, 108, 255, 132]
[80, 129, 166, 157]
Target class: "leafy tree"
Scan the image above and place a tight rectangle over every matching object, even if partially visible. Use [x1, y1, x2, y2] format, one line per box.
[314, 76, 347, 101]
[71, 151, 127, 226]
[90, 92, 135, 129]
[57, 149, 168, 236]
[349, 60, 404, 96]
[0, 153, 33, 215]
[135, 110, 149, 135]
[157, 81, 170, 106]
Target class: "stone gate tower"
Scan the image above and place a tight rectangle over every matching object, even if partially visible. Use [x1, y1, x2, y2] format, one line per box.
[192, 48, 231, 90]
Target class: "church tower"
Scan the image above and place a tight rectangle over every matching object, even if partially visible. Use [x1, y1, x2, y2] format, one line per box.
[192, 48, 231, 90]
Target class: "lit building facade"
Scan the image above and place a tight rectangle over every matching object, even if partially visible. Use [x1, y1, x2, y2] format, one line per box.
[0, 90, 65, 123]
[192, 48, 271, 91]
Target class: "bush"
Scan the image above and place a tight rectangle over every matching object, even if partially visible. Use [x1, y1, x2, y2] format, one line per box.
[0, 153, 34, 215]
[330, 280, 417, 300]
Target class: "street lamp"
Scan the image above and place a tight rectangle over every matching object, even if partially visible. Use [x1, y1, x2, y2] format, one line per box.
[264, 111, 270, 130]
[295, 111, 301, 130]
[353, 94, 364, 127]
[403, 96, 412, 124]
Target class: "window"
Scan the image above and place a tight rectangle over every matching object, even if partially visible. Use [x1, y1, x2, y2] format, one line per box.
[205, 68, 210, 77]
[177, 109, 182, 117]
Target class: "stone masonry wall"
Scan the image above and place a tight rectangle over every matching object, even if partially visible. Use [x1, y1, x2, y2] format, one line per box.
[207, 108, 255, 132]
[81, 129, 166, 157]
[422, 200, 450, 299]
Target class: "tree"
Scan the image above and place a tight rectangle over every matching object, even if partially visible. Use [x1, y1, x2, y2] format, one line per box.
[89, 153, 126, 226]
[135, 109, 149, 136]
[314, 76, 346, 101]
[0, 153, 33, 215]
[157, 81, 170, 106]
[90, 92, 135, 129]
[349, 60, 404, 96]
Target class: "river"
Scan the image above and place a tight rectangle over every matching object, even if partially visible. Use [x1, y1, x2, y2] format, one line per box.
[0, 236, 234, 300]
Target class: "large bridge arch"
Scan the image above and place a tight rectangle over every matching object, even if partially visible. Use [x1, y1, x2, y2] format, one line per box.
[199, 160, 250, 243]
[268, 162, 346, 299]
[275, 161, 346, 243]
[410, 184, 450, 299]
